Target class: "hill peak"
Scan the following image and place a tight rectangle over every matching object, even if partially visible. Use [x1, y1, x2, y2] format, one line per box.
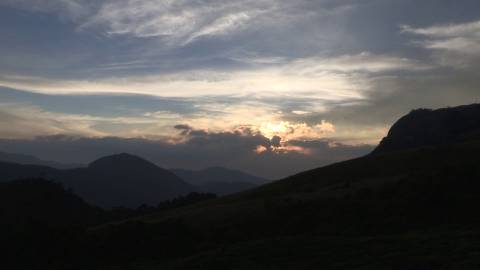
[88, 153, 158, 170]
[373, 103, 480, 154]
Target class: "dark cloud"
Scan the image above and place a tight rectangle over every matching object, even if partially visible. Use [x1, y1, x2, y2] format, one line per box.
[174, 124, 193, 135]
[0, 129, 373, 179]
[271, 135, 282, 147]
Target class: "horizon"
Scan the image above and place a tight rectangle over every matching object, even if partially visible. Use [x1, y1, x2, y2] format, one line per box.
[1, 0, 479, 178]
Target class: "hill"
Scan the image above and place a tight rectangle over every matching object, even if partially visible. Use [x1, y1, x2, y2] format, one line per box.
[171, 167, 269, 195]
[0, 153, 196, 208]
[0, 178, 103, 229]
[372, 103, 480, 154]
[60, 153, 196, 208]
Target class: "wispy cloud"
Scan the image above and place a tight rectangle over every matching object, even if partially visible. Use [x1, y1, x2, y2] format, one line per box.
[0, 52, 429, 100]
[80, 0, 277, 45]
[402, 20, 480, 68]
[2, 0, 94, 20]
[401, 20, 480, 38]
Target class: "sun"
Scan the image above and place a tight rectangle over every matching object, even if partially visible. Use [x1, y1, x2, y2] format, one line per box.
[259, 122, 290, 139]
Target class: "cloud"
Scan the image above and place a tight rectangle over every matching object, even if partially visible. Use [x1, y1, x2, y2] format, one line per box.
[1, 0, 94, 20]
[0, 103, 105, 138]
[401, 20, 480, 38]
[283, 52, 432, 73]
[0, 88, 353, 146]
[0, 99, 187, 140]
[79, 0, 277, 46]
[0, 89, 374, 178]
[0, 51, 429, 102]
[402, 20, 480, 68]
[259, 121, 336, 143]
[270, 135, 282, 147]
[0, 130, 373, 179]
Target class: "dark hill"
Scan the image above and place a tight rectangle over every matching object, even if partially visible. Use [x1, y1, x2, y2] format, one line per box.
[171, 166, 269, 195]
[0, 178, 103, 229]
[60, 153, 195, 208]
[89, 153, 160, 171]
[372, 103, 480, 154]
[0, 153, 196, 209]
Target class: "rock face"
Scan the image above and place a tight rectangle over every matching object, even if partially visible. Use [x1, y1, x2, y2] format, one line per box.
[372, 104, 480, 155]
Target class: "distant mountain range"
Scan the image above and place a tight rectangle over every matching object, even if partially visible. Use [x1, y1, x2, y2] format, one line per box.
[0, 152, 270, 208]
[0, 153, 196, 208]
[171, 167, 269, 195]
[0, 151, 84, 169]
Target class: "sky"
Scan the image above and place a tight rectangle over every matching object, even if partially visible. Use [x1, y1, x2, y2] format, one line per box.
[0, 0, 479, 178]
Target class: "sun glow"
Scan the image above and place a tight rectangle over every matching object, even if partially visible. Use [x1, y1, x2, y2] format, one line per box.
[259, 121, 335, 142]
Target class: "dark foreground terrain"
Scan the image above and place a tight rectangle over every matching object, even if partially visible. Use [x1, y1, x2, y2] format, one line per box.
[2, 104, 480, 269]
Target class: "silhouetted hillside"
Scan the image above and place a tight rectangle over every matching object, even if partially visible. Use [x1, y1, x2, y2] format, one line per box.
[0, 178, 103, 230]
[171, 167, 269, 195]
[373, 103, 480, 154]
[89, 104, 480, 269]
[0, 153, 197, 208]
[0, 161, 56, 180]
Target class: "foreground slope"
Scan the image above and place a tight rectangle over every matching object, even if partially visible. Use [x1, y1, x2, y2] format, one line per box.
[107, 104, 480, 268]
[141, 139, 480, 231]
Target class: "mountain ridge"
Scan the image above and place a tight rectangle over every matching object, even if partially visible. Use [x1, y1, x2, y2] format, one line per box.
[171, 166, 269, 195]
[0, 151, 84, 169]
[0, 153, 196, 209]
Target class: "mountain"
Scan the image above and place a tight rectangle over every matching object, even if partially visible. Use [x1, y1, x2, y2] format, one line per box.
[372, 103, 480, 154]
[0, 153, 196, 209]
[0, 151, 84, 169]
[171, 166, 269, 195]
[59, 153, 196, 208]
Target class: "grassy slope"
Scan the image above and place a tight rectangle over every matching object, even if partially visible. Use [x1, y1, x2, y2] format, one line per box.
[138, 139, 480, 225]
[91, 140, 480, 269]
